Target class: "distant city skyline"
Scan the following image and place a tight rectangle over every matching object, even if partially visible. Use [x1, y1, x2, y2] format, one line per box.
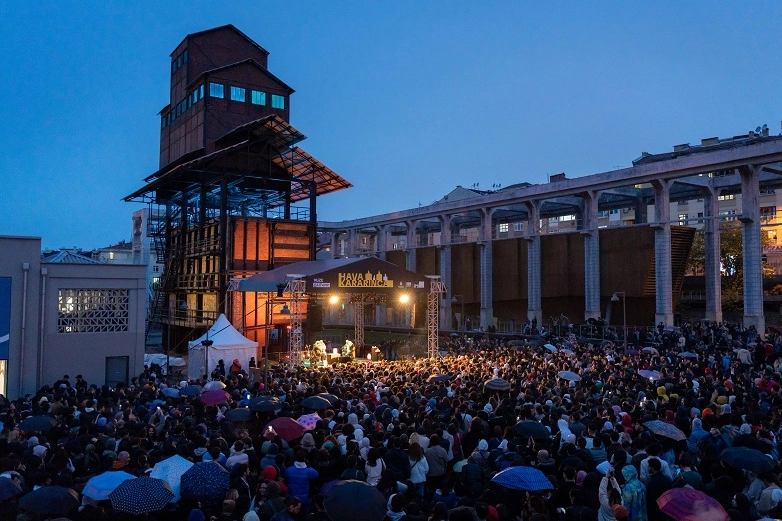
[1, 3, 780, 250]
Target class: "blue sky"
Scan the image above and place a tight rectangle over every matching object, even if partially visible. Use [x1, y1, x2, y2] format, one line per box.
[1, 3, 780, 250]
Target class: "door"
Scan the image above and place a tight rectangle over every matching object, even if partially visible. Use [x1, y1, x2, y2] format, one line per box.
[105, 356, 129, 388]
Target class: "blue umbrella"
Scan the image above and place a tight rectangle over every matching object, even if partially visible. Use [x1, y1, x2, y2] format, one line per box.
[491, 466, 553, 491]
[109, 476, 174, 515]
[639, 370, 662, 380]
[161, 387, 180, 398]
[720, 447, 775, 474]
[82, 470, 135, 500]
[181, 461, 230, 507]
[249, 396, 281, 412]
[19, 486, 79, 515]
[180, 385, 202, 396]
[679, 352, 698, 359]
[150, 454, 194, 502]
[543, 343, 557, 352]
[324, 480, 386, 521]
[557, 370, 581, 382]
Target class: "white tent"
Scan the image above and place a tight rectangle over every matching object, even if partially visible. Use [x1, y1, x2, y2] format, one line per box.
[188, 314, 258, 379]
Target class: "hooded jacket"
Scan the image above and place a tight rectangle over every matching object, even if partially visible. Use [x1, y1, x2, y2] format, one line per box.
[620, 466, 647, 521]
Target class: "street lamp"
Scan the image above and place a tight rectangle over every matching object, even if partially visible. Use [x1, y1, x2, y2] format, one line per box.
[263, 298, 290, 389]
[611, 292, 627, 347]
[451, 295, 464, 331]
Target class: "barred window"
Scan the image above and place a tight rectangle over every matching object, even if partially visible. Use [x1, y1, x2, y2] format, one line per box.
[58, 289, 129, 333]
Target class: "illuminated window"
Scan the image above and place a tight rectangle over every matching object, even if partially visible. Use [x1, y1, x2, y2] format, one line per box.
[678, 213, 688, 225]
[251, 90, 266, 105]
[271, 94, 285, 109]
[718, 194, 735, 201]
[57, 289, 129, 333]
[109, 252, 114, 260]
[499, 223, 509, 233]
[513, 222, 523, 232]
[230, 86, 246, 102]
[209, 83, 224, 98]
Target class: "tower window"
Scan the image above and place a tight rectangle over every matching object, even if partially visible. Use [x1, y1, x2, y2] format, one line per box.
[271, 94, 285, 109]
[251, 90, 266, 106]
[230, 86, 246, 102]
[209, 83, 224, 99]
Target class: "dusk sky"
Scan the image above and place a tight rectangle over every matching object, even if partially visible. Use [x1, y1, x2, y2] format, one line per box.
[1, 4, 780, 250]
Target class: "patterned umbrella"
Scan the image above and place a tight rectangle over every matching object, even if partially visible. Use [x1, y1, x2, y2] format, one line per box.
[203, 380, 226, 391]
[249, 396, 281, 412]
[19, 486, 79, 515]
[180, 385, 202, 396]
[150, 454, 194, 502]
[301, 395, 332, 410]
[297, 413, 322, 431]
[639, 370, 662, 380]
[200, 389, 231, 405]
[324, 480, 386, 521]
[19, 415, 57, 432]
[161, 387, 181, 398]
[264, 417, 305, 441]
[644, 420, 687, 441]
[82, 470, 135, 500]
[225, 408, 253, 422]
[180, 462, 230, 508]
[557, 371, 581, 382]
[491, 466, 554, 491]
[720, 447, 775, 474]
[656, 488, 729, 521]
[484, 378, 511, 391]
[109, 476, 174, 515]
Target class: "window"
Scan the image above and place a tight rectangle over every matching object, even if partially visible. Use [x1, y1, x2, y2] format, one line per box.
[230, 86, 246, 102]
[199, 84, 204, 98]
[697, 212, 704, 224]
[209, 83, 224, 98]
[251, 90, 266, 105]
[57, 289, 129, 333]
[499, 223, 509, 233]
[152, 265, 160, 273]
[513, 222, 523, 232]
[271, 94, 285, 109]
[597, 211, 608, 218]
[560, 214, 575, 222]
[678, 213, 688, 225]
[191, 90, 198, 104]
[718, 194, 735, 201]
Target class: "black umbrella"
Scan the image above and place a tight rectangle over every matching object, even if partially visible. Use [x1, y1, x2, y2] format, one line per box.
[109, 476, 174, 515]
[301, 395, 332, 410]
[19, 486, 79, 515]
[720, 447, 775, 474]
[0, 477, 22, 501]
[316, 393, 340, 405]
[249, 396, 281, 412]
[225, 408, 253, 422]
[483, 378, 511, 392]
[324, 480, 386, 521]
[427, 374, 451, 383]
[181, 461, 230, 507]
[514, 420, 551, 440]
[19, 415, 56, 432]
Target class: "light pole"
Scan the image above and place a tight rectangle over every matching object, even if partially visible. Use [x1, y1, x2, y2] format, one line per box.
[611, 292, 626, 347]
[451, 295, 464, 331]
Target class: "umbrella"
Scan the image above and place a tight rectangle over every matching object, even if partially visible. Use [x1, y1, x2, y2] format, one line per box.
[297, 413, 322, 431]
[656, 488, 729, 521]
[200, 389, 231, 405]
[491, 466, 554, 491]
[316, 393, 340, 405]
[0, 477, 22, 501]
[19, 415, 56, 432]
[161, 387, 180, 398]
[427, 374, 451, 383]
[642, 347, 660, 355]
[203, 380, 226, 391]
[624, 349, 639, 355]
[109, 476, 174, 515]
[560, 349, 575, 356]
[557, 370, 581, 382]
[264, 417, 305, 441]
[19, 486, 79, 515]
[514, 420, 551, 440]
[150, 454, 194, 502]
[679, 352, 698, 359]
[452, 459, 468, 472]
[543, 343, 557, 352]
[644, 420, 687, 441]
[180, 462, 230, 508]
[639, 370, 662, 380]
[249, 396, 281, 412]
[224, 408, 253, 422]
[301, 395, 332, 410]
[180, 385, 202, 396]
[484, 378, 511, 392]
[82, 470, 135, 500]
[720, 447, 775, 474]
[324, 480, 386, 521]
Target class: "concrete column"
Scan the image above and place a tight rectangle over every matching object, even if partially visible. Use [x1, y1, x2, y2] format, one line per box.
[581, 190, 601, 320]
[702, 186, 723, 323]
[439, 215, 453, 326]
[376, 224, 388, 261]
[740, 166, 765, 335]
[652, 180, 674, 327]
[524, 201, 542, 325]
[330, 232, 340, 259]
[479, 209, 494, 329]
[405, 220, 417, 273]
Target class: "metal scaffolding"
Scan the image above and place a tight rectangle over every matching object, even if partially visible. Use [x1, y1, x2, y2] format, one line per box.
[427, 275, 446, 358]
[353, 294, 365, 352]
[286, 275, 306, 365]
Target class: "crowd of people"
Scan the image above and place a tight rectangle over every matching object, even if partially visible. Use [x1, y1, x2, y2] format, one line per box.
[1, 320, 782, 521]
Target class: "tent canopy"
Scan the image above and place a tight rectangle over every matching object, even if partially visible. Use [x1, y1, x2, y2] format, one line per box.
[188, 314, 258, 378]
[230, 257, 427, 294]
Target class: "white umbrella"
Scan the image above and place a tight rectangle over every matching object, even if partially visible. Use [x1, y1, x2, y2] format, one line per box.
[150, 454, 194, 502]
[203, 380, 226, 391]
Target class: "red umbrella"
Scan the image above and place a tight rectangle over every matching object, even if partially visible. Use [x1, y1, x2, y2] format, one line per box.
[264, 417, 305, 441]
[656, 488, 729, 521]
[200, 390, 231, 405]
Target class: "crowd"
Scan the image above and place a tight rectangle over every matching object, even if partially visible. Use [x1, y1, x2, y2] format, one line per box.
[1, 320, 782, 521]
